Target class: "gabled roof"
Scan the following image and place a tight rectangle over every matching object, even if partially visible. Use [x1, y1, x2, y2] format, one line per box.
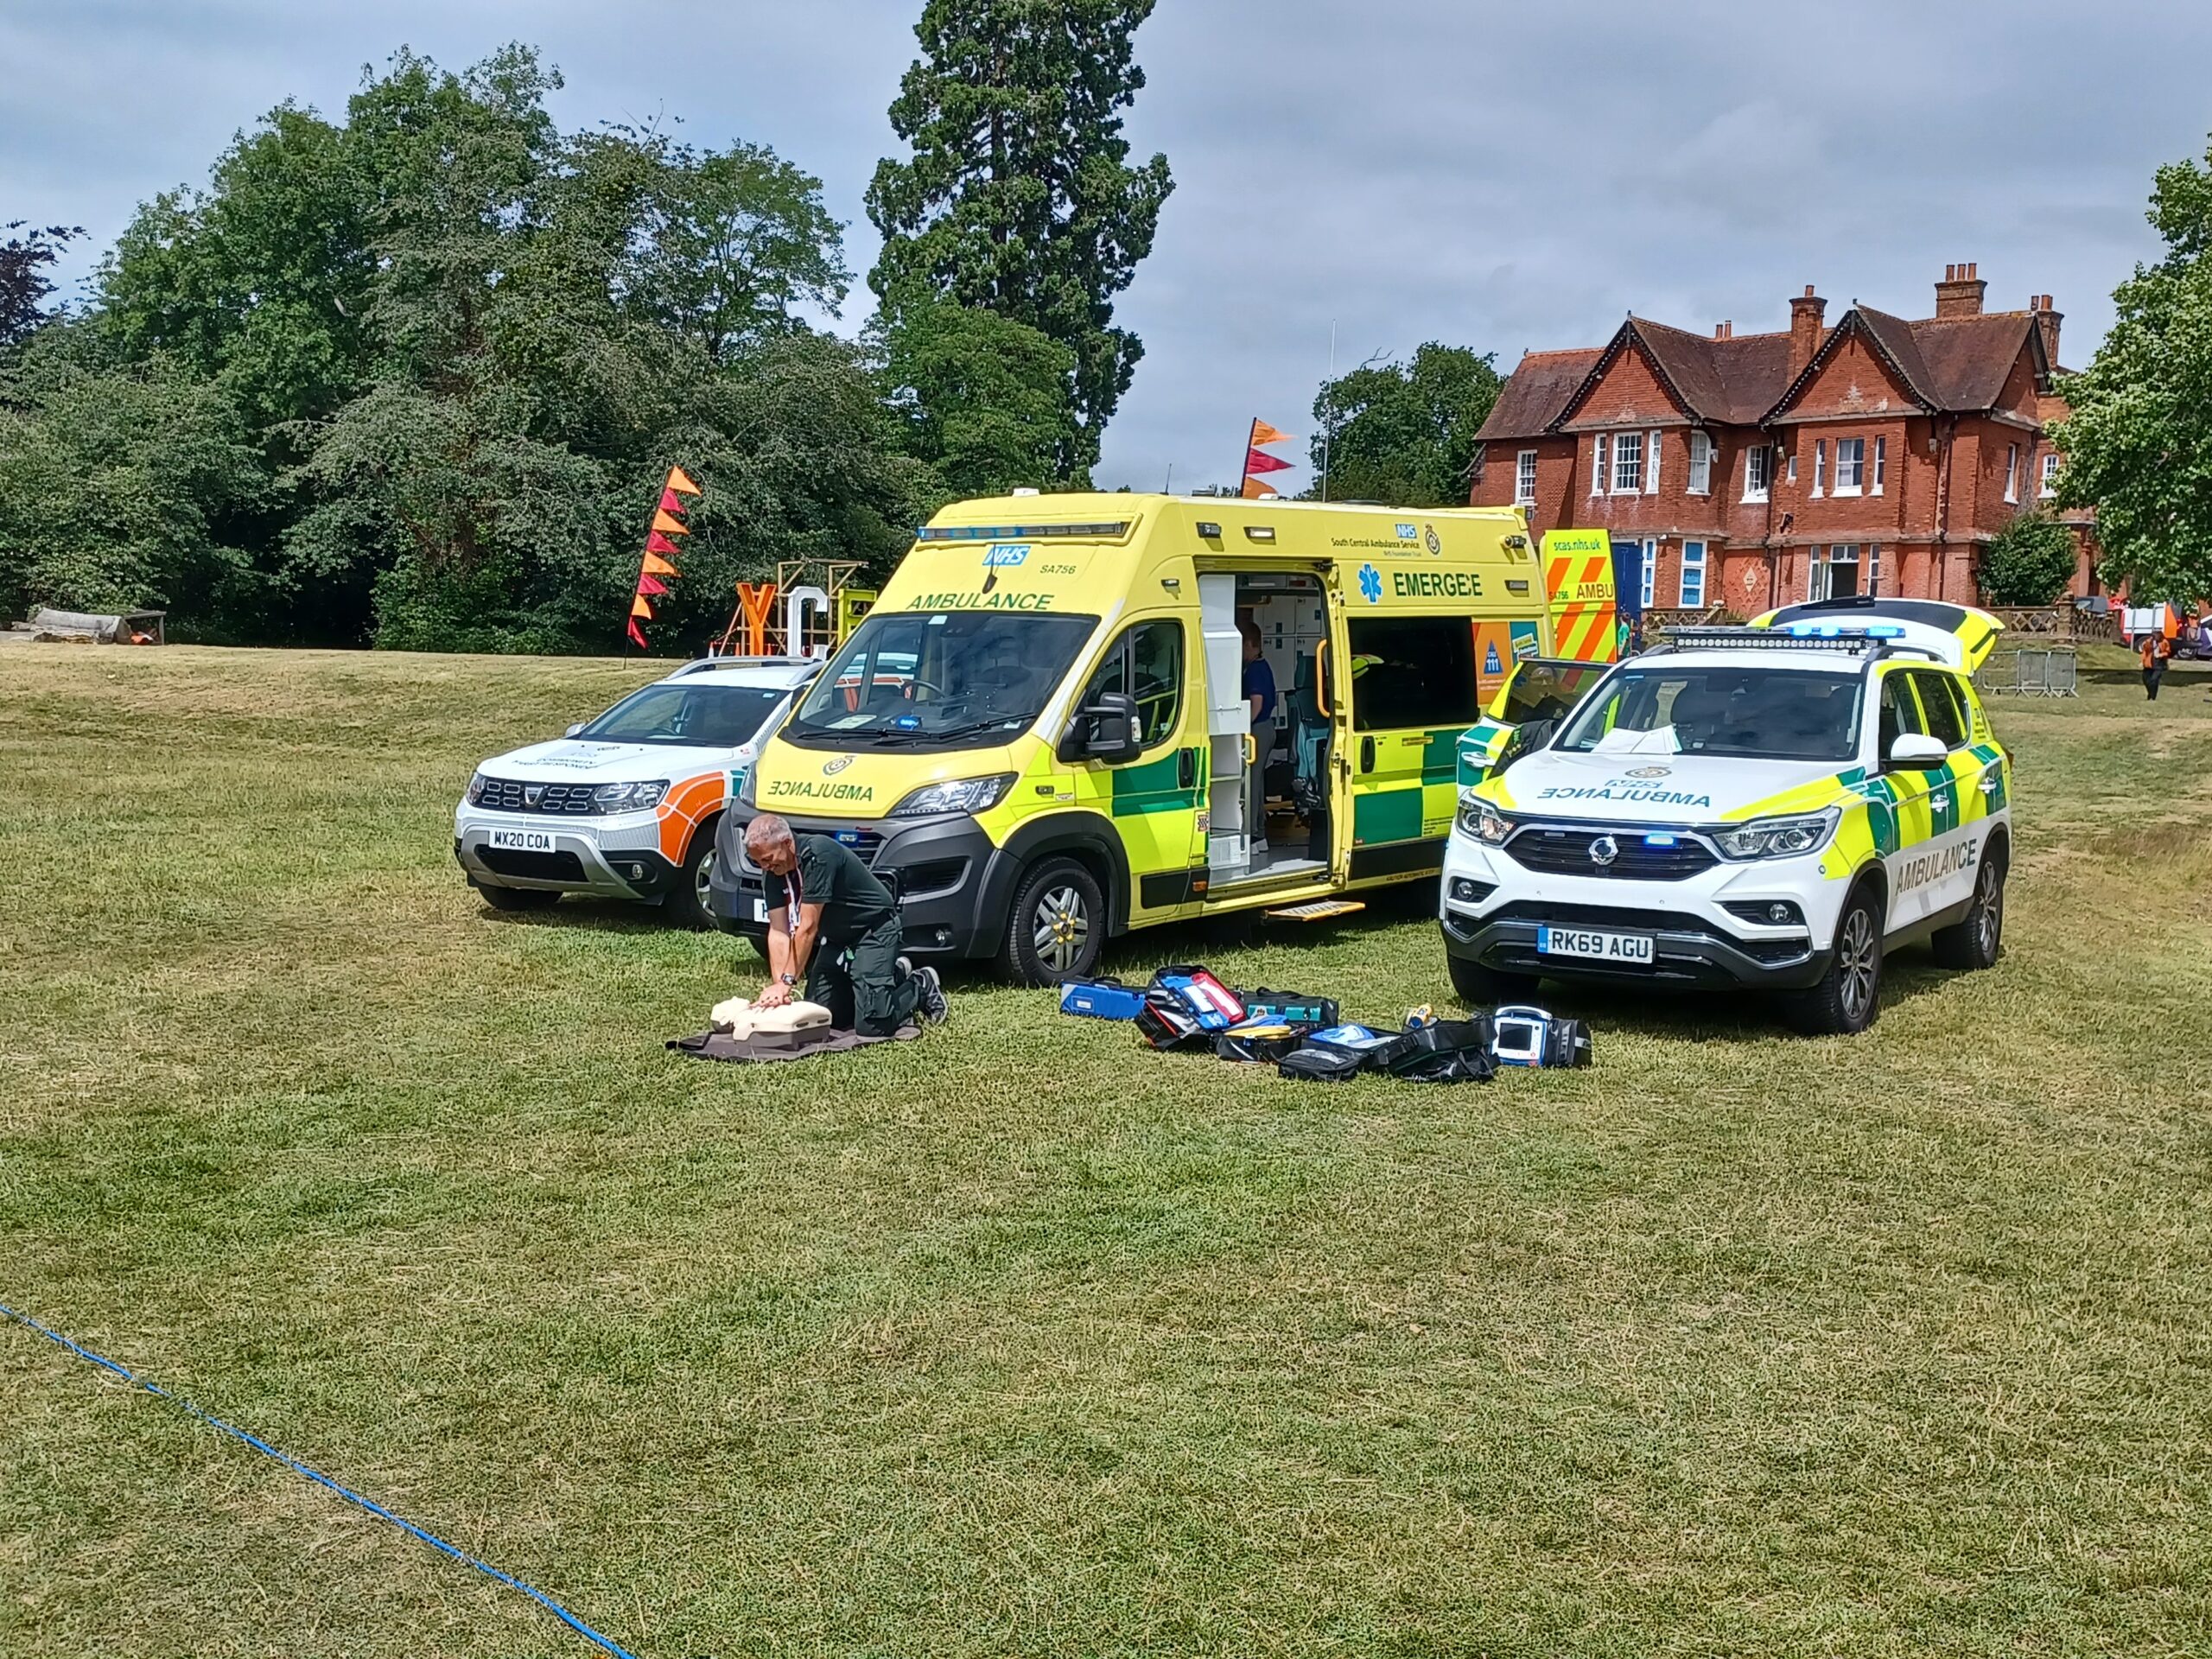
[1765, 308, 2048, 422]
[1475, 347, 1604, 442]
[1482, 291, 2056, 443]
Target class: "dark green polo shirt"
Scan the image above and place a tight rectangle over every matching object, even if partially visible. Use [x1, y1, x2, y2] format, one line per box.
[765, 833, 896, 944]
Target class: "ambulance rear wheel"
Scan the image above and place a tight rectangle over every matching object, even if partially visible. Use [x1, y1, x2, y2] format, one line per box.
[1929, 842, 2005, 971]
[1448, 954, 1537, 1010]
[1005, 856, 1103, 986]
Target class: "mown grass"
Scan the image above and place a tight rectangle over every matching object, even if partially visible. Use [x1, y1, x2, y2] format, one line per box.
[2, 647, 2209, 1658]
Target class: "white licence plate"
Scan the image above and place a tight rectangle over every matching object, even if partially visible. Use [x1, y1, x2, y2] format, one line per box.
[1537, 925, 1655, 964]
[489, 829, 554, 852]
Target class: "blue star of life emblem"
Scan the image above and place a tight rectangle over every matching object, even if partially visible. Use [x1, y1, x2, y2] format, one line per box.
[1357, 563, 1382, 603]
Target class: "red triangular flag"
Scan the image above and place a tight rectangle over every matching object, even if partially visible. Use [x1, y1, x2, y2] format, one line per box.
[646, 531, 683, 557]
[1245, 446, 1294, 474]
[658, 489, 685, 515]
[627, 619, 649, 650]
[665, 466, 702, 496]
[636, 573, 669, 598]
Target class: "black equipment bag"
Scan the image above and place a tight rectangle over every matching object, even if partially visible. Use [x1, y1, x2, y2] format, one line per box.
[1382, 1018, 1498, 1085]
[1275, 1030, 1414, 1083]
[1135, 1000, 1209, 1052]
[1213, 1023, 1307, 1064]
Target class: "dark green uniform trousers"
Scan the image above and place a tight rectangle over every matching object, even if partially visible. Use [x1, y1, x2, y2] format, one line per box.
[804, 915, 922, 1038]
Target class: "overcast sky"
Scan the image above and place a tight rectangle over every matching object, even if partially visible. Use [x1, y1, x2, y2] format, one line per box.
[6, 1, 2207, 494]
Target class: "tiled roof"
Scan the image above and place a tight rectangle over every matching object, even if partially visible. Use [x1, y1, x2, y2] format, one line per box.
[1476, 347, 1604, 441]
[1482, 300, 2049, 439]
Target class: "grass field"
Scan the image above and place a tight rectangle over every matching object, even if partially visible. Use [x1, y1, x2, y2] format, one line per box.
[3, 647, 2209, 1658]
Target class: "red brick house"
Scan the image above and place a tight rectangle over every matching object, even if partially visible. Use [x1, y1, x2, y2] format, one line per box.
[1471, 264, 2101, 615]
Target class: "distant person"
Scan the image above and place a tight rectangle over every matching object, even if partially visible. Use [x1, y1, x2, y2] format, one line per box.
[742, 814, 948, 1035]
[1240, 620, 1278, 854]
[2140, 626, 2172, 701]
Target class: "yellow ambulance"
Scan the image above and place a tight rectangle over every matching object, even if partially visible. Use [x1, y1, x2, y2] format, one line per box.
[711, 492, 1569, 983]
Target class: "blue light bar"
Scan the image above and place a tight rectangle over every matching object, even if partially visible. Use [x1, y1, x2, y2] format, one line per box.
[1787, 621, 1905, 639]
[1643, 832, 1678, 848]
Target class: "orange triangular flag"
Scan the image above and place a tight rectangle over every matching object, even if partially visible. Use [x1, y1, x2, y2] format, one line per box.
[1250, 420, 1292, 447]
[641, 551, 678, 577]
[1241, 477, 1280, 499]
[651, 509, 689, 536]
[665, 466, 702, 496]
[631, 595, 653, 620]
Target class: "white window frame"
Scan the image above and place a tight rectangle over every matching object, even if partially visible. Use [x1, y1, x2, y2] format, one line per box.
[1592, 433, 1610, 496]
[1872, 435, 1886, 495]
[1834, 436, 1865, 496]
[2040, 451, 2059, 499]
[1688, 430, 1713, 496]
[1638, 538, 1656, 608]
[1788, 449, 1798, 485]
[1515, 448, 1538, 506]
[1612, 430, 1643, 493]
[1680, 539, 1707, 608]
[1743, 444, 1770, 502]
[1809, 543, 1865, 602]
[2005, 442, 2019, 503]
[1867, 543, 1881, 596]
[1812, 438, 1827, 498]
[1644, 429, 1661, 495]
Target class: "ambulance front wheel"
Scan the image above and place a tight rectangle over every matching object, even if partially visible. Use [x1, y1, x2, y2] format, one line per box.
[1788, 881, 1885, 1036]
[663, 816, 721, 931]
[1004, 856, 1104, 986]
[1448, 954, 1537, 1009]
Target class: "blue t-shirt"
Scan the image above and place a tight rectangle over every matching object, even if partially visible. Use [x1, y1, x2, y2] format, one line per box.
[1243, 655, 1278, 722]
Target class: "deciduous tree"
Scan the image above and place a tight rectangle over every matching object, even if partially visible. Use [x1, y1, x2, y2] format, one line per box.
[1307, 344, 1503, 507]
[1978, 510, 2080, 606]
[2052, 130, 2212, 603]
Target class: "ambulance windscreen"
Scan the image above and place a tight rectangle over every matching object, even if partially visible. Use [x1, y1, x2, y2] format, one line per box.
[1558, 666, 1866, 763]
[785, 610, 1100, 751]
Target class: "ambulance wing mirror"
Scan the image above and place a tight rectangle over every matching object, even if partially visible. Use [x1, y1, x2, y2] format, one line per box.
[1885, 734, 1948, 772]
[566, 723, 585, 738]
[1062, 691, 1142, 765]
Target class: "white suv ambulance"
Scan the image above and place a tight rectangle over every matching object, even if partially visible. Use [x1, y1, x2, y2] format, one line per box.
[454, 657, 817, 927]
[1440, 599, 2012, 1034]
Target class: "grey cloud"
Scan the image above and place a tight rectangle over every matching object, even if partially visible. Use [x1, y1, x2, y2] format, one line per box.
[3, 0, 2203, 498]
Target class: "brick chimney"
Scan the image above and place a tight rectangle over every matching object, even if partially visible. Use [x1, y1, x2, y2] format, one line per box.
[1934, 261, 1986, 318]
[1789, 286, 1826, 375]
[2031, 292, 2063, 368]
[1713, 321, 1733, 340]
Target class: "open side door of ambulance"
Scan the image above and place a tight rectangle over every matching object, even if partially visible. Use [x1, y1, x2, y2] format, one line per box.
[1747, 595, 2006, 671]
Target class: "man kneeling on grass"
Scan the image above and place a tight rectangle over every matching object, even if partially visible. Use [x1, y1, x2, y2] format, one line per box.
[745, 813, 948, 1036]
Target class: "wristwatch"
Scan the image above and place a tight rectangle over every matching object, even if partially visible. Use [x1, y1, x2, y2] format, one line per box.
[779, 972, 798, 986]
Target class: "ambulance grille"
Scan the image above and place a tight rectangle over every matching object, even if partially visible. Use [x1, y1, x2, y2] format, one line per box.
[476, 779, 602, 815]
[1503, 826, 1717, 880]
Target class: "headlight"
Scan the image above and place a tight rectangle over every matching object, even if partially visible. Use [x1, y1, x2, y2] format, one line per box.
[888, 773, 1016, 817]
[466, 772, 488, 804]
[591, 779, 670, 813]
[1455, 793, 1513, 845]
[1711, 807, 1840, 861]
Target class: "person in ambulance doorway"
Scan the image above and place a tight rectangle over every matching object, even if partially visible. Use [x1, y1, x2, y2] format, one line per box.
[744, 814, 950, 1035]
[1240, 619, 1278, 855]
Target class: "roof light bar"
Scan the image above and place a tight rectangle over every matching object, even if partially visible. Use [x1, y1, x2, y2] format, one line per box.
[1659, 626, 1896, 654]
[914, 522, 1130, 542]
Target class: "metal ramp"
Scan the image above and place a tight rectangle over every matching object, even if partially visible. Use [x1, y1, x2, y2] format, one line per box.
[1263, 898, 1367, 923]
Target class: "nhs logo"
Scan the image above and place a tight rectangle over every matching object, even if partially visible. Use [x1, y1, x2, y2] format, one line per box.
[982, 543, 1032, 567]
[1395, 523, 1419, 541]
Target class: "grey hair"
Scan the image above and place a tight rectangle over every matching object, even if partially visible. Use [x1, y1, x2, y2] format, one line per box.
[743, 813, 796, 855]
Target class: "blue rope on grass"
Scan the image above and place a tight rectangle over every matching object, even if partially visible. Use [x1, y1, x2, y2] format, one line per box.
[0, 1300, 640, 1659]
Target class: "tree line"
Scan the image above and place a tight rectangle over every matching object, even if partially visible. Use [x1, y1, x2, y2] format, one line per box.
[0, 9, 1177, 652]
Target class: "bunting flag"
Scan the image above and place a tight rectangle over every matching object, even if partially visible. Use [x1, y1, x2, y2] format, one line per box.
[626, 464, 700, 651]
[1240, 416, 1294, 499]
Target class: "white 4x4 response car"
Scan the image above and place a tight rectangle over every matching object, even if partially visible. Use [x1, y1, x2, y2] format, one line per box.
[454, 656, 817, 927]
[1440, 601, 2013, 1034]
